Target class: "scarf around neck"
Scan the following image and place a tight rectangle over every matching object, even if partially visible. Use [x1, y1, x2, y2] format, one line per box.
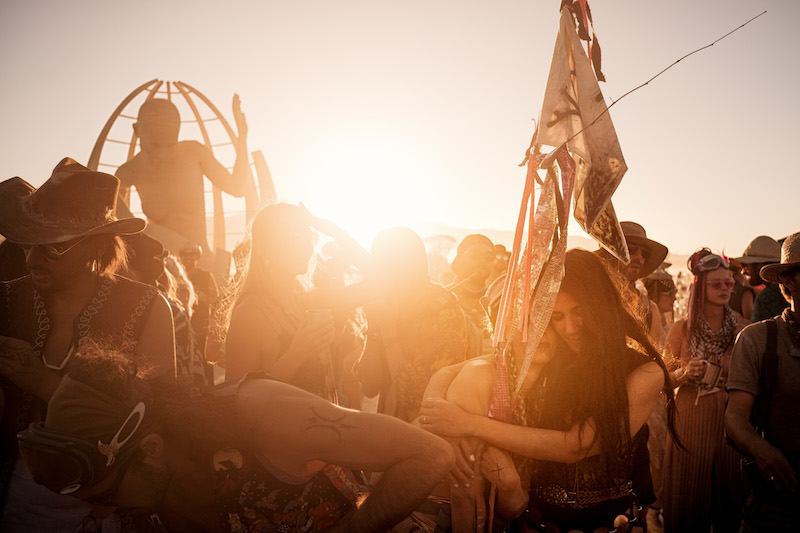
[690, 306, 738, 359]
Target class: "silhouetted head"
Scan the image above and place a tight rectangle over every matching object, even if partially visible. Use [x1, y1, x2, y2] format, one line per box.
[451, 234, 494, 287]
[250, 203, 314, 279]
[371, 227, 429, 293]
[134, 99, 181, 156]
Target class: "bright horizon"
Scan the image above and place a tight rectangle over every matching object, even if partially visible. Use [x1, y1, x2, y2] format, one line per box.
[1, 0, 797, 259]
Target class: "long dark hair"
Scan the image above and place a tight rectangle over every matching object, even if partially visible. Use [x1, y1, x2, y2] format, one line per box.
[684, 247, 728, 341]
[537, 249, 678, 467]
[216, 203, 314, 341]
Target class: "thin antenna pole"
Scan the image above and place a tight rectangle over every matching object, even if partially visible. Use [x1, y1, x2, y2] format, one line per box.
[563, 10, 767, 146]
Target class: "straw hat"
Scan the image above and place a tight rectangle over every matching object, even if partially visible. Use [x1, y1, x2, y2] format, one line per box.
[731, 235, 781, 265]
[620, 221, 668, 278]
[760, 232, 800, 283]
[0, 158, 145, 245]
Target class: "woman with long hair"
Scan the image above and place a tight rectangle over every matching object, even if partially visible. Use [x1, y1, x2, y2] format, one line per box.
[661, 249, 749, 532]
[419, 249, 678, 532]
[219, 203, 370, 401]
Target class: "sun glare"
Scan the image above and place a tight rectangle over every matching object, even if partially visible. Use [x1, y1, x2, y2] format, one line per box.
[293, 131, 440, 249]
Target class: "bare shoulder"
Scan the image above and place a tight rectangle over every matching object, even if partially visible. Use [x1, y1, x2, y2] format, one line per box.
[455, 358, 496, 383]
[629, 360, 665, 393]
[447, 358, 496, 413]
[182, 140, 212, 160]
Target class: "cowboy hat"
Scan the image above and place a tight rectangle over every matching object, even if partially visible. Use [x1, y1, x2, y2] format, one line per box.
[0, 157, 145, 245]
[731, 235, 781, 265]
[760, 232, 800, 284]
[619, 221, 668, 278]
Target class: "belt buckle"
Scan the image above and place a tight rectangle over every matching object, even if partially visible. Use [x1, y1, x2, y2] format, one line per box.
[566, 490, 577, 507]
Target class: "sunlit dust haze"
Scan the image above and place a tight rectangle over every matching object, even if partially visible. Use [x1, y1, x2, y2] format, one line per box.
[1, 0, 797, 256]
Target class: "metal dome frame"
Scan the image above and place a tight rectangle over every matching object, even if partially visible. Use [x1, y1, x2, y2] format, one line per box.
[87, 79, 276, 258]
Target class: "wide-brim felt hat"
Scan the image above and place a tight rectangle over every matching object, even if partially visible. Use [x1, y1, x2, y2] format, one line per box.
[0, 157, 145, 245]
[620, 221, 668, 278]
[760, 232, 800, 283]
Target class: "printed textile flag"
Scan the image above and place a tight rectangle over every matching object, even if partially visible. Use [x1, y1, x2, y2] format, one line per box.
[536, 8, 628, 262]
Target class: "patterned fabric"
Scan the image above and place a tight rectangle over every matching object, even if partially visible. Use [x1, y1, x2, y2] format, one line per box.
[0, 275, 160, 512]
[689, 306, 738, 360]
[222, 463, 363, 533]
[168, 295, 208, 390]
[208, 376, 366, 532]
[516, 350, 649, 531]
[383, 283, 470, 422]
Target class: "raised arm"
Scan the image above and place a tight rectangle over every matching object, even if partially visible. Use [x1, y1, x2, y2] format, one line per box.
[238, 379, 454, 533]
[421, 360, 664, 464]
[197, 95, 253, 197]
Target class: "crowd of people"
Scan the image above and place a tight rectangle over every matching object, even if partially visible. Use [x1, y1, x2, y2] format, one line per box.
[0, 153, 798, 533]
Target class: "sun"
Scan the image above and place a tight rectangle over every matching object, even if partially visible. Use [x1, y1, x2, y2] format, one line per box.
[292, 130, 440, 249]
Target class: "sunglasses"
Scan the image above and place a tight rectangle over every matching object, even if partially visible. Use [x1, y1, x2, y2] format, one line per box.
[696, 253, 730, 272]
[628, 243, 650, 259]
[19, 236, 90, 261]
[705, 278, 735, 290]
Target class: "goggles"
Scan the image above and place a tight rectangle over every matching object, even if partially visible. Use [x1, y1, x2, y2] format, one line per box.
[695, 253, 730, 272]
[18, 236, 91, 261]
[18, 422, 110, 495]
[17, 401, 147, 497]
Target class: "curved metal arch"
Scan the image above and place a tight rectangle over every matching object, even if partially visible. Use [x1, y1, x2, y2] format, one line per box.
[176, 81, 260, 223]
[174, 82, 225, 252]
[87, 79, 160, 171]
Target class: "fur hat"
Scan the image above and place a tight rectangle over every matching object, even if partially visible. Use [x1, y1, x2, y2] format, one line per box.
[760, 232, 800, 283]
[0, 158, 145, 245]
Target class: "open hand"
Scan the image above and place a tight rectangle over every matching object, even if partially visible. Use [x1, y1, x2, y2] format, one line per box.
[233, 94, 248, 141]
[298, 203, 343, 238]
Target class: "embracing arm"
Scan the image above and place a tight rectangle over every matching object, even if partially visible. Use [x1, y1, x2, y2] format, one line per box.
[421, 361, 664, 464]
[238, 380, 454, 533]
[447, 361, 528, 523]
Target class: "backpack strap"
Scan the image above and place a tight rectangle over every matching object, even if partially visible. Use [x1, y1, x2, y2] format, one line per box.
[753, 319, 779, 436]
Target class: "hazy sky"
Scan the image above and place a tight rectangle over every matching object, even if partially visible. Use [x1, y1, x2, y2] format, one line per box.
[1, 0, 797, 257]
